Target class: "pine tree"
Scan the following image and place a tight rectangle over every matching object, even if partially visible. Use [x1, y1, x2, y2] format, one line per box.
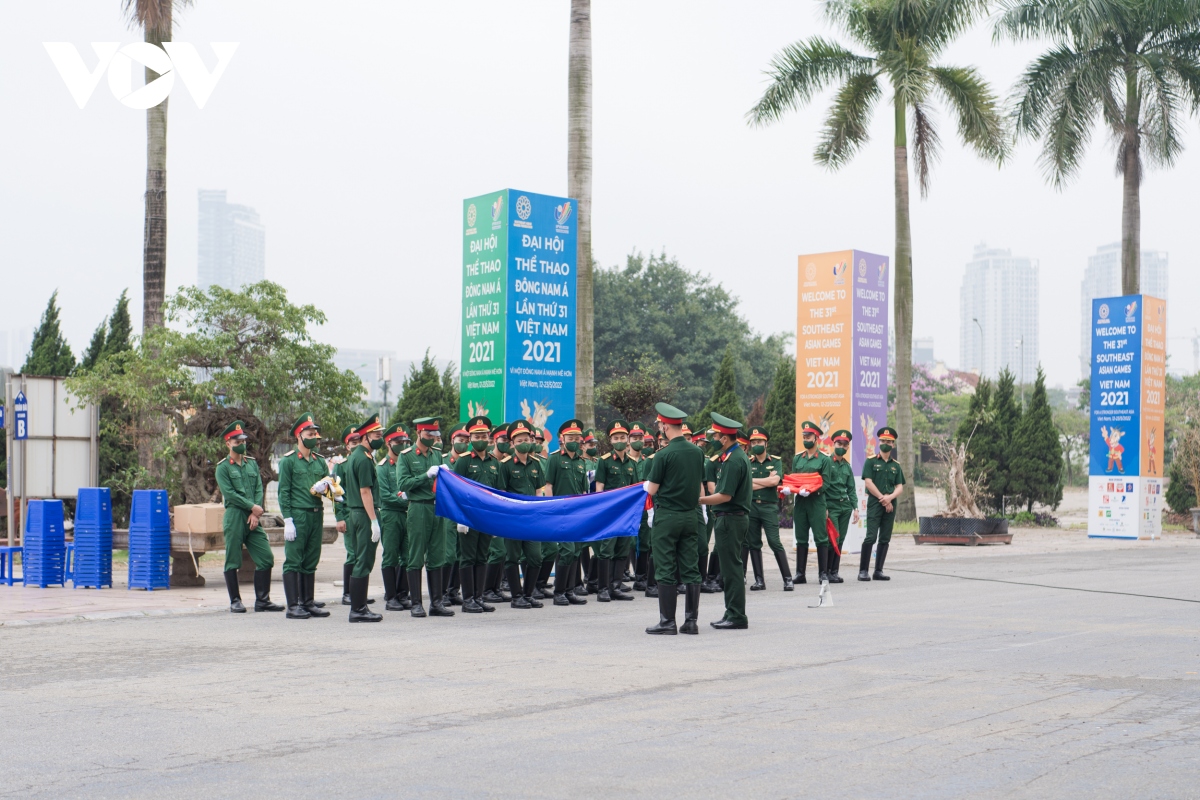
[1009, 367, 1063, 511]
[958, 378, 996, 504]
[694, 345, 744, 430]
[440, 363, 461, 424]
[762, 356, 796, 463]
[22, 291, 75, 376]
[78, 319, 108, 371]
[988, 369, 1023, 508]
[391, 350, 450, 428]
[103, 289, 133, 359]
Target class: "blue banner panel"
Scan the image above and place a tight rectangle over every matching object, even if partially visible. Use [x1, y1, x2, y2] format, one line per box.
[1089, 296, 1142, 477]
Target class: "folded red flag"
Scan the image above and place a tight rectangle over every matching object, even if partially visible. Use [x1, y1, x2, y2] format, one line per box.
[779, 472, 823, 499]
[825, 517, 841, 556]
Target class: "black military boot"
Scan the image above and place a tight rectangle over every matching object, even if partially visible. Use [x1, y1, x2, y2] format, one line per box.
[633, 551, 648, 591]
[396, 568, 410, 607]
[444, 563, 463, 606]
[608, 559, 635, 601]
[552, 559, 571, 606]
[253, 569, 283, 611]
[283, 572, 310, 619]
[858, 547, 872, 581]
[348, 576, 382, 622]
[460, 565, 483, 613]
[829, 550, 844, 583]
[873, 542, 891, 580]
[535, 560, 554, 599]
[301, 573, 329, 617]
[586, 556, 600, 595]
[772, 549, 794, 591]
[645, 557, 659, 597]
[680, 584, 700, 635]
[474, 564, 494, 611]
[429, 567, 455, 617]
[566, 560, 588, 604]
[522, 563, 543, 608]
[482, 563, 508, 603]
[509, 564, 532, 609]
[382, 566, 405, 611]
[816, 545, 830, 582]
[796, 544, 809, 584]
[749, 550, 766, 591]
[645, 584, 678, 635]
[224, 569, 246, 613]
[597, 559, 612, 602]
[408, 568, 427, 617]
[341, 563, 353, 605]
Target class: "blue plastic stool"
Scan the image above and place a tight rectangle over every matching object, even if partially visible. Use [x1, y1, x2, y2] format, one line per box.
[65, 542, 75, 583]
[0, 546, 22, 586]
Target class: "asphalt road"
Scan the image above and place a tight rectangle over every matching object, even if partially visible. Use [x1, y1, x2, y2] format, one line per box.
[2, 545, 1197, 798]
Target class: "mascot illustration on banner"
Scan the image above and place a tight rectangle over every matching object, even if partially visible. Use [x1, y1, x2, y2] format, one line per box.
[860, 413, 878, 459]
[1101, 425, 1125, 474]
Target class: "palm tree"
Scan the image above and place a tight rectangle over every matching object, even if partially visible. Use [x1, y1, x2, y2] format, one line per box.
[568, 0, 595, 429]
[996, 0, 1200, 296]
[123, 0, 188, 333]
[748, 0, 1012, 520]
[748, 0, 1008, 521]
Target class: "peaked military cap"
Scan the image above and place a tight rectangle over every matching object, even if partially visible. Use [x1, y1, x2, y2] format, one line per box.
[709, 412, 742, 435]
[341, 424, 359, 445]
[384, 423, 409, 442]
[222, 420, 248, 441]
[413, 416, 441, 432]
[466, 416, 492, 435]
[508, 419, 535, 438]
[801, 421, 823, 435]
[627, 422, 645, 437]
[606, 419, 630, 437]
[356, 413, 382, 437]
[831, 429, 853, 442]
[877, 426, 898, 441]
[291, 413, 319, 438]
[491, 424, 509, 440]
[748, 426, 769, 441]
[558, 419, 584, 436]
[654, 402, 687, 425]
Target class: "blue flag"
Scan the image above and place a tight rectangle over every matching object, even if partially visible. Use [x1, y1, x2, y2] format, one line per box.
[433, 466, 646, 543]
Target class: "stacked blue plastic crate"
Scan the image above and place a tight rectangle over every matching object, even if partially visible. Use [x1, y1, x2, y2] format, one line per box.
[128, 489, 170, 590]
[73, 488, 114, 588]
[24, 499, 67, 587]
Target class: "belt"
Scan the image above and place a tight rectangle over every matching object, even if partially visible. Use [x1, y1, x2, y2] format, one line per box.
[752, 498, 775, 504]
[410, 499, 434, 505]
[715, 511, 746, 517]
[298, 507, 322, 513]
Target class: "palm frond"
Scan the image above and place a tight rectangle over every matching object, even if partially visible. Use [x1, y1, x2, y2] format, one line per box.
[930, 65, 1010, 162]
[747, 38, 876, 127]
[921, 0, 991, 54]
[122, 0, 193, 34]
[992, 0, 1130, 43]
[1037, 58, 1107, 186]
[910, 101, 942, 196]
[1135, 52, 1184, 168]
[815, 71, 883, 167]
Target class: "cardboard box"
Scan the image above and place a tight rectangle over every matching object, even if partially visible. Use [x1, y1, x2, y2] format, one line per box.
[173, 503, 225, 533]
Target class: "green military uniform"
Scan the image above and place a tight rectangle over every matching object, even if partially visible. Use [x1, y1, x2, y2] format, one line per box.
[396, 417, 449, 616]
[378, 423, 412, 611]
[792, 420, 835, 581]
[276, 413, 331, 618]
[452, 415, 505, 613]
[483, 425, 515, 603]
[498, 419, 546, 608]
[636, 448, 657, 593]
[861, 426, 904, 581]
[333, 425, 358, 589]
[691, 430, 713, 598]
[214, 420, 280, 613]
[343, 417, 382, 581]
[701, 450, 721, 589]
[591, 420, 639, 601]
[709, 413, 752, 629]
[438, 427, 467, 607]
[825, 429, 858, 583]
[745, 426, 792, 590]
[544, 419, 590, 604]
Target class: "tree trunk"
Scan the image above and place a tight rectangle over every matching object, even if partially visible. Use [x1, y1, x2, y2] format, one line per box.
[893, 101, 917, 521]
[142, 16, 170, 334]
[568, 0, 594, 429]
[1120, 69, 1141, 297]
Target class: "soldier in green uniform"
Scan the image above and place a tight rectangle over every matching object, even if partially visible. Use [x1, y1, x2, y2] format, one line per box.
[342, 414, 384, 622]
[529, 427, 557, 599]
[334, 425, 364, 606]
[592, 419, 638, 602]
[277, 413, 331, 619]
[496, 419, 546, 608]
[397, 417, 452, 617]
[786, 420, 836, 583]
[214, 421, 282, 614]
[542, 419, 589, 607]
[700, 413, 752, 630]
[689, 426, 714, 600]
[482, 425, 513, 603]
[700, 431, 723, 593]
[644, 403, 704, 635]
[860, 426, 904, 581]
[379, 423, 413, 611]
[746, 426, 792, 591]
[451, 415, 505, 613]
[826, 430, 859, 583]
[440, 423, 468, 607]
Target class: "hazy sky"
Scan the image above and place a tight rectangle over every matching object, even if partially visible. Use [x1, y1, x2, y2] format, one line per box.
[3, 1, 1197, 388]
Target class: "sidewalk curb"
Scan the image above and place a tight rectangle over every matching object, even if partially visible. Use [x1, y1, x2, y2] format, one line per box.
[0, 594, 347, 628]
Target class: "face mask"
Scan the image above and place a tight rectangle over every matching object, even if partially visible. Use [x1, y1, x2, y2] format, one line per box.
[453, 441, 469, 454]
[368, 437, 384, 451]
[750, 445, 765, 456]
[496, 441, 511, 454]
[471, 439, 488, 452]
[879, 443, 893, 453]
[515, 442, 536, 455]
[389, 442, 404, 455]
[418, 436, 436, 450]
[612, 441, 627, 452]
[645, 444, 656, 454]
[232, 443, 247, 455]
[585, 446, 598, 456]
[803, 438, 816, 450]
[301, 436, 320, 450]
[834, 446, 847, 457]
[630, 440, 643, 452]
[565, 441, 580, 454]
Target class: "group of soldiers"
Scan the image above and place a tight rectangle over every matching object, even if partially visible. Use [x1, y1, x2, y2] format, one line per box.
[212, 403, 906, 633]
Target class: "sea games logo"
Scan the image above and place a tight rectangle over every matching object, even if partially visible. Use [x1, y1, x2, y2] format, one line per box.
[44, 42, 238, 109]
[1098, 303, 1110, 323]
[513, 195, 533, 229]
[554, 201, 573, 233]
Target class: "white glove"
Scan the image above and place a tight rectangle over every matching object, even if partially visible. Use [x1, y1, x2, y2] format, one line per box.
[283, 518, 296, 541]
[335, 494, 345, 503]
[456, 523, 469, 534]
[799, 488, 811, 497]
[642, 480, 651, 492]
[647, 508, 654, 528]
[425, 465, 440, 479]
[701, 506, 708, 523]
[310, 478, 330, 495]
[587, 470, 596, 484]
[370, 518, 381, 543]
[397, 491, 407, 500]
[780, 486, 792, 497]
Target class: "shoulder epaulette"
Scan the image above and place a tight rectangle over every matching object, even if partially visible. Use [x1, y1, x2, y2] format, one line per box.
[401, 446, 413, 454]
[600, 453, 611, 460]
[217, 457, 228, 464]
[500, 455, 512, 463]
[551, 449, 561, 456]
[709, 453, 720, 461]
[646, 453, 656, 460]
[246, 456, 258, 462]
[283, 449, 295, 457]
[314, 452, 326, 460]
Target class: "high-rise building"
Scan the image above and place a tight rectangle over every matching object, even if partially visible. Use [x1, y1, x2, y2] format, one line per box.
[1079, 243, 1168, 378]
[334, 348, 396, 403]
[913, 337, 935, 366]
[198, 190, 266, 290]
[959, 244, 1040, 384]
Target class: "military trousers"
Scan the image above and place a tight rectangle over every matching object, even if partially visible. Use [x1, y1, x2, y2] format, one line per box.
[747, 500, 785, 554]
[282, 507, 323, 575]
[863, 503, 896, 547]
[592, 536, 616, 560]
[793, 493, 830, 547]
[828, 506, 853, 550]
[541, 540, 559, 568]
[637, 511, 652, 557]
[405, 502, 441, 570]
[650, 508, 701, 586]
[340, 510, 355, 565]
[713, 513, 748, 625]
[505, 537, 542, 568]
[348, 508, 379, 579]
[695, 509, 710, 572]
[487, 534, 507, 565]
[222, 509, 274, 572]
[557, 541, 583, 564]
[459, 529, 493, 566]
[380, 508, 408, 570]
[440, 517, 459, 567]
